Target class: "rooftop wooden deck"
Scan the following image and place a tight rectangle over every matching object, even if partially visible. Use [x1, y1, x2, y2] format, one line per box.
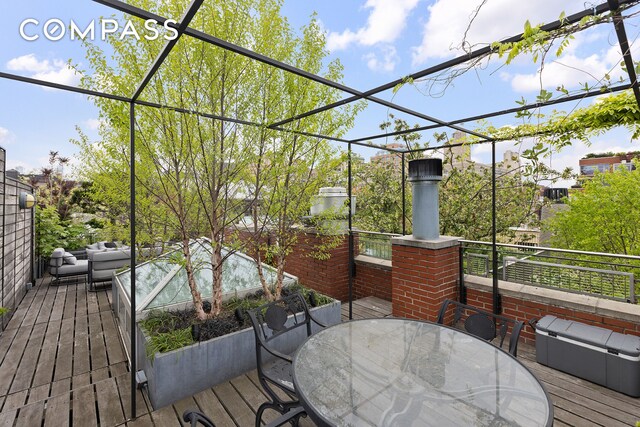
[0, 276, 638, 426]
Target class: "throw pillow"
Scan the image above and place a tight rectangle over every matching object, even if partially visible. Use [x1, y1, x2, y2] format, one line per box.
[97, 241, 107, 250]
[86, 243, 99, 250]
[49, 248, 65, 267]
[104, 241, 117, 248]
[63, 252, 77, 265]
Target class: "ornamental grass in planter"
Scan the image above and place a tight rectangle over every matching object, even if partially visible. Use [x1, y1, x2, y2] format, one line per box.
[135, 284, 341, 409]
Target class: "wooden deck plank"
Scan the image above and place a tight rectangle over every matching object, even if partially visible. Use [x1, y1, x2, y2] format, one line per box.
[27, 384, 49, 404]
[192, 388, 236, 427]
[92, 366, 110, 383]
[519, 348, 640, 415]
[0, 326, 18, 365]
[0, 326, 32, 396]
[49, 285, 67, 323]
[72, 384, 97, 427]
[43, 392, 70, 427]
[53, 318, 75, 381]
[355, 296, 392, 312]
[95, 378, 126, 427]
[86, 290, 99, 315]
[31, 320, 61, 388]
[7, 277, 640, 427]
[213, 381, 256, 427]
[72, 372, 92, 390]
[100, 310, 126, 365]
[149, 404, 180, 427]
[62, 283, 77, 320]
[75, 282, 88, 319]
[127, 413, 155, 427]
[172, 396, 199, 426]
[0, 409, 17, 427]
[9, 323, 47, 393]
[110, 361, 129, 378]
[2, 390, 28, 412]
[72, 314, 90, 376]
[88, 312, 108, 370]
[115, 373, 149, 421]
[97, 290, 111, 312]
[20, 284, 49, 327]
[3, 288, 35, 330]
[50, 378, 70, 399]
[14, 401, 44, 427]
[34, 283, 57, 325]
[229, 374, 280, 425]
[0, 325, 32, 396]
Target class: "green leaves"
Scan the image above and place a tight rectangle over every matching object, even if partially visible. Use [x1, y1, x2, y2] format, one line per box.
[544, 162, 640, 256]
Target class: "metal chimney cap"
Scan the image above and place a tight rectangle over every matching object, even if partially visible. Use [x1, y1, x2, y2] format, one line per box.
[408, 158, 443, 182]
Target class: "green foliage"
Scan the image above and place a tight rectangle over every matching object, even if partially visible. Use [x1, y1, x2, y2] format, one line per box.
[544, 163, 640, 255]
[35, 206, 66, 257]
[354, 159, 406, 234]
[140, 285, 332, 354]
[75, 0, 359, 312]
[35, 206, 93, 256]
[144, 327, 193, 359]
[0, 307, 8, 317]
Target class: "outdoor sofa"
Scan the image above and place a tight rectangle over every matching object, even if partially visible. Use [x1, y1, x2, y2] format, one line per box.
[49, 248, 89, 284]
[88, 248, 131, 291]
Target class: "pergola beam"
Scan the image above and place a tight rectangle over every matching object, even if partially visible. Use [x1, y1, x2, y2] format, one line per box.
[273, 0, 639, 131]
[0, 71, 131, 103]
[131, 0, 205, 101]
[608, 0, 640, 110]
[92, 0, 491, 141]
[351, 83, 632, 144]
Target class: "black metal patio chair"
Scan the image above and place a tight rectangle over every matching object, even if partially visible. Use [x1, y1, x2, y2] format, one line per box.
[248, 292, 327, 427]
[436, 299, 524, 357]
[183, 407, 306, 427]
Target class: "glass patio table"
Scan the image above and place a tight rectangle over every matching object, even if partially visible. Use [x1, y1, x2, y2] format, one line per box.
[292, 318, 553, 427]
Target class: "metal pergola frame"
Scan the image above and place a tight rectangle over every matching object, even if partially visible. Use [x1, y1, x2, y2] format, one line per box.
[2, 0, 640, 419]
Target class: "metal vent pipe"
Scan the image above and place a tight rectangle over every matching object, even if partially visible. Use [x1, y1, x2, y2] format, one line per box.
[408, 158, 443, 240]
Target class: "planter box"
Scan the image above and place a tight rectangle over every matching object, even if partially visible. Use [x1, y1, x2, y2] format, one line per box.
[137, 300, 341, 409]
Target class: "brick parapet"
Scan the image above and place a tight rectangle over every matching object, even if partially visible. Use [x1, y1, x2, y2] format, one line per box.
[391, 237, 460, 320]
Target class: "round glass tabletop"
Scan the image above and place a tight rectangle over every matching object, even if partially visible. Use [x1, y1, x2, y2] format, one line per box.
[293, 318, 552, 427]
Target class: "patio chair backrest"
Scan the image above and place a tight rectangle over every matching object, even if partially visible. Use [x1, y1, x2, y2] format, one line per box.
[436, 299, 524, 357]
[248, 293, 313, 358]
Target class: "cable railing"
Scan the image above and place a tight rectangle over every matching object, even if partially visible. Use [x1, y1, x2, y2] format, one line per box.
[460, 240, 640, 304]
[353, 230, 401, 261]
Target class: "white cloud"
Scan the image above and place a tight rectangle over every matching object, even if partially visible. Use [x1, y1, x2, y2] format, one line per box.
[508, 54, 610, 92]
[412, 0, 585, 65]
[503, 42, 638, 93]
[0, 127, 16, 146]
[6, 54, 81, 88]
[7, 54, 53, 73]
[84, 119, 104, 130]
[327, 0, 420, 51]
[364, 45, 399, 72]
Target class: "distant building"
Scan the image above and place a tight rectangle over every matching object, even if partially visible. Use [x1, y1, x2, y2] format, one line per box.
[370, 143, 405, 166]
[444, 131, 521, 174]
[577, 151, 639, 186]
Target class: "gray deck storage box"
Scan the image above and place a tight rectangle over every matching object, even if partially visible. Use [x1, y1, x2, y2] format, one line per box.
[534, 315, 640, 397]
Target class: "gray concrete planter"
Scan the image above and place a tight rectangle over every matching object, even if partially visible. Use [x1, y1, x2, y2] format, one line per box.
[137, 300, 341, 409]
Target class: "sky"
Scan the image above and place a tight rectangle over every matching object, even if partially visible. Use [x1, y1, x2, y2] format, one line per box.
[1, 0, 640, 187]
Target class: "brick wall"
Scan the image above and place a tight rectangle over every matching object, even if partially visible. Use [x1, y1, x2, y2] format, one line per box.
[284, 231, 350, 302]
[465, 276, 640, 345]
[353, 256, 392, 301]
[391, 237, 459, 321]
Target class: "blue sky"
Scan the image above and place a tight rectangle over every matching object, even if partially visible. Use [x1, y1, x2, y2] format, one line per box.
[1, 0, 639, 186]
